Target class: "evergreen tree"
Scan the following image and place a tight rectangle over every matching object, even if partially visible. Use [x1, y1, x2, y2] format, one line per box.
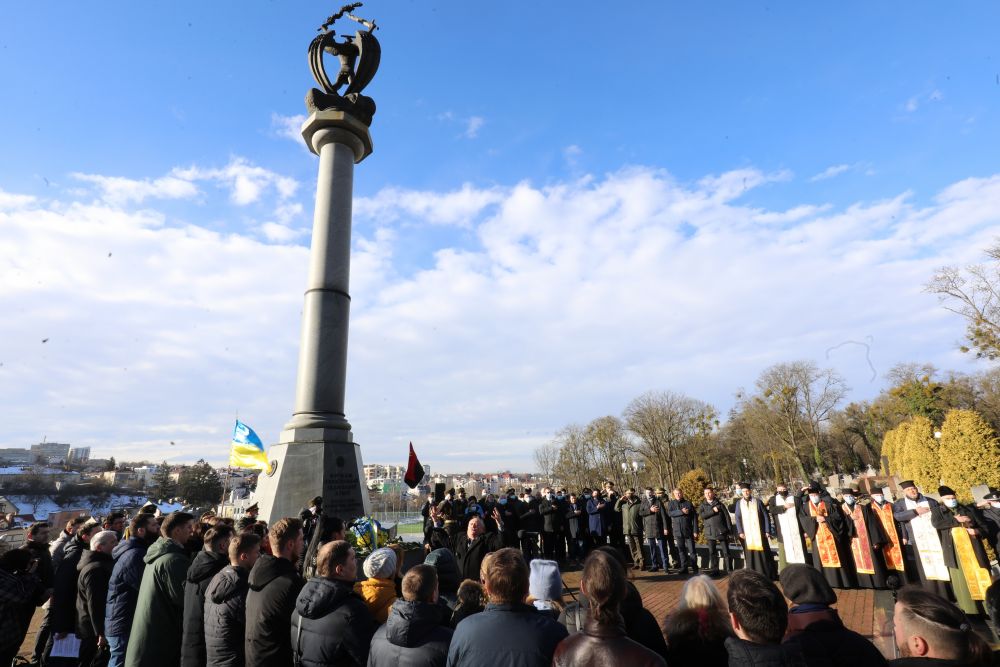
[939, 409, 1000, 502]
[896, 416, 939, 492]
[150, 461, 175, 500]
[178, 459, 223, 506]
[106, 456, 116, 471]
[880, 425, 899, 475]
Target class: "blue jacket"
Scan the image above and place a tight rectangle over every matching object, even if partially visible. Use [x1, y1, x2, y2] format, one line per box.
[446, 602, 568, 667]
[104, 537, 148, 639]
[586, 498, 609, 536]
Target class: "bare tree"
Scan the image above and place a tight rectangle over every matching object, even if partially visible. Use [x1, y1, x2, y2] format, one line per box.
[737, 361, 848, 478]
[926, 240, 1000, 360]
[624, 391, 715, 489]
[533, 442, 560, 485]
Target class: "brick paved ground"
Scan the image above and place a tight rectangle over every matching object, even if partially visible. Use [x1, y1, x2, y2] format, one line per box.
[562, 568, 897, 659]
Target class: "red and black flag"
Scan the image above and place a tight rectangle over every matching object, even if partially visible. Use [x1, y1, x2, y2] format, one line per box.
[404, 441, 425, 489]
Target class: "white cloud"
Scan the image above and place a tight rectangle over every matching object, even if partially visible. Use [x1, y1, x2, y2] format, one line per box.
[905, 97, 919, 113]
[810, 164, 852, 182]
[1, 166, 997, 471]
[174, 157, 298, 205]
[271, 113, 307, 142]
[0, 189, 37, 210]
[72, 173, 199, 206]
[464, 116, 485, 139]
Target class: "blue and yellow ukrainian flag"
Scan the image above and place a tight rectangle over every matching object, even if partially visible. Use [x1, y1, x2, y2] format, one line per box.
[230, 420, 270, 471]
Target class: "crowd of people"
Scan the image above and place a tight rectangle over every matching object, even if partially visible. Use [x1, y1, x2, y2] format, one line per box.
[0, 478, 996, 666]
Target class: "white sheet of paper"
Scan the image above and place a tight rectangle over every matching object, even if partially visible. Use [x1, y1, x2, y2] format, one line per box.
[49, 634, 82, 658]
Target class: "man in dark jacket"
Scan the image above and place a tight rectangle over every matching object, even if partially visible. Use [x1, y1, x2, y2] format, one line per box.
[538, 488, 564, 561]
[126, 512, 195, 667]
[698, 486, 734, 575]
[181, 524, 234, 667]
[499, 489, 521, 548]
[779, 564, 887, 665]
[517, 489, 542, 557]
[667, 488, 698, 574]
[639, 488, 667, 572]
[292, 540, 376, 666]
[45, 519, 101, 662]
[245, 517, 304, 667]
[16, 522, 53, 659]
[586, 490, 609, 546]
[204, 532, 261, 667]
[450, 515, 505, 582]
[77, 530, 118, 667]
[447, 547, 568, 666]
[616, 489, 645, 570]
[564, 493, 588, 564]
[368, 564, 452, 666]
[105, 513, 159, 667]
[725, 569, 805, 667]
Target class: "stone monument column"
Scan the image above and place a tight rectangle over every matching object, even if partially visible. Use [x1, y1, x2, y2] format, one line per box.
[256, 7, 381, 525]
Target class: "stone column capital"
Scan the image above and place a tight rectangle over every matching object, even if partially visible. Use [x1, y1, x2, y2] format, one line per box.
[301, 110, 374, 162]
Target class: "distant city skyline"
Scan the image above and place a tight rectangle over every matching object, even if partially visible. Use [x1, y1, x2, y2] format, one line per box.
[2, 3, 999, 469]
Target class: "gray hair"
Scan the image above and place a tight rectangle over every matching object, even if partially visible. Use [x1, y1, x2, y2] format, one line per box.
[90, 530, 118, 551]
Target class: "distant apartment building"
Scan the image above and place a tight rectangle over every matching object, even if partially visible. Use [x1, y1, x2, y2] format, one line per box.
[67, 447, 91, 464]
[30, 442, 71, 464]
[102, 470, 138, 487]
[0, 449, 36, 466]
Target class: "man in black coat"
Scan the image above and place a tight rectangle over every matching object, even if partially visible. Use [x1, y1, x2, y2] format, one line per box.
[698, 486, 734, 575]
[204, 532, 262, 667]
[779, 564, 887, 665]
[538, 487, 563, 562]
[76, 530, 118, 667]
[291, 540, 376, 666]
[181, 524, 234, 667]
[450, 514, 505, 581]
[639, 488, 667, 572]
[498, 489, 521, 548]
[245, 517, 305, 667]
[667, 488, 698, 574]
[45, 519, 101, 662]
[564, 492, 588, 564]
[16, 522, 53, 656]
[368, 565, 453, 667]
[517, 489, 542, 558]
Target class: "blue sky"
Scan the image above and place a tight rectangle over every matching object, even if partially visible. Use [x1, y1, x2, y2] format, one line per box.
[1, 2, 999, 472]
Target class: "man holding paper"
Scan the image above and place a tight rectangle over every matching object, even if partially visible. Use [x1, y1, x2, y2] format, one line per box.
[892, 480, 951, 599]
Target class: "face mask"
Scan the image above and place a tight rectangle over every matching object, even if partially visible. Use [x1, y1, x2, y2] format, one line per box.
[547, 494, 554, 500]
[446, 494, 453, 501]
[809, 494, 820, 505]
[871, 494, 884, 504]
[556, 494, 564, 500]
[991, 502, 1000, 509]
[499, 498, 507, 505]
[843, 495, 855, 505]
[945, 499, 958, 508]
[776, 491, 787, 497]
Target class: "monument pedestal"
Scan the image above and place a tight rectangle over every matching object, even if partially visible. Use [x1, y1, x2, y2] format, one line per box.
[256, 428, 370, 524]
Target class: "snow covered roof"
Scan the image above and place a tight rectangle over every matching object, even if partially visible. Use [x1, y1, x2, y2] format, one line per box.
[3, 493, 149, 520]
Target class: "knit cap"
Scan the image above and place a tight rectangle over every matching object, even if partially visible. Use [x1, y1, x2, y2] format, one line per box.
[363, 547, 398, 579]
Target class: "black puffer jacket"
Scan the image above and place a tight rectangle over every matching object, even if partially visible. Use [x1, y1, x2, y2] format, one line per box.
[104, 536, 148, 639]
[75, 549, 114, 640]
[204, 565, 250, 667]
[181, 550, 228, 667]
[245, 555, 304, 667]
[368, 599, 453, 667]
[290, 577, 376, 667]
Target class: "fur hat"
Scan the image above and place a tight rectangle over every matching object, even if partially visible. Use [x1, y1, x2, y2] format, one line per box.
[363, 547, 398, 579]
[780, 563, 837, 606]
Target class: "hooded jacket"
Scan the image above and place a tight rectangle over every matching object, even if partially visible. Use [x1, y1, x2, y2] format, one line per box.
[75, 549, 115, 640]
[368, 598, 453, 667]
[104, 535, 150, 639]
[290, 576, 376, 667]
[245, 554, 304, 667]
[447, 602, 569, 667]
[204, 564, 250, 667]
[180, 549, 228, 667]
[125, 537, 190, 667]
[354, 577, 397, 624]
